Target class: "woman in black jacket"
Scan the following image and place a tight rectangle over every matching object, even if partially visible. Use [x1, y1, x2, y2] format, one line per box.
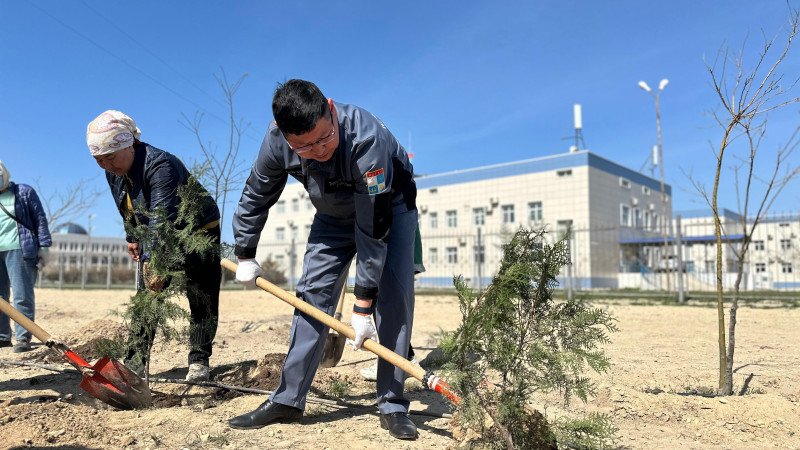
[87, 110, 221, 382]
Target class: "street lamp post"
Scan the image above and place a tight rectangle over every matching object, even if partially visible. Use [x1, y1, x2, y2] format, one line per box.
[638, 79, 670, 292]
[81, 214, 96, 290]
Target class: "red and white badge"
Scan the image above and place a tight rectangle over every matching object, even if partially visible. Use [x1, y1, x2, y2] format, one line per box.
[366, 168, 386, 195]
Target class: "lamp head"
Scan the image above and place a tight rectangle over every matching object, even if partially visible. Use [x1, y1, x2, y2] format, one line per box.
[658, 79, 669, 91]
[637, 81, 651, 92]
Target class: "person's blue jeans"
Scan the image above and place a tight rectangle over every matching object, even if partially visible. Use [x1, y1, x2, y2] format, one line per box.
[0, 249, 38, 342]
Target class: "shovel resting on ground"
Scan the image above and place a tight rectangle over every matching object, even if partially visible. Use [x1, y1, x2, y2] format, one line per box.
[0, 298, 152, 410]
[221, 259, 460, 405]
[319, 284, 347, 368]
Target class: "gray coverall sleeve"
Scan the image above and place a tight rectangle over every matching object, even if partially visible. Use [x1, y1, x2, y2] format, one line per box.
[350, 130, 397, 300]
[233, 135, 289, 259]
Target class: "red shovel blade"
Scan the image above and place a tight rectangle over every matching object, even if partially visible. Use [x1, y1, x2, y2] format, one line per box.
[63, 351, 152, 410]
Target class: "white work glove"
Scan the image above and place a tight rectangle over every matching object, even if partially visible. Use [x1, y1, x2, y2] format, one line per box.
[348, 312, 378, 351]
[236, 258, 263, 288]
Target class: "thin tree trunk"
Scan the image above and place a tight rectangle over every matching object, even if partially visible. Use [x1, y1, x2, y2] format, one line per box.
[713, 123, 734, 393]
[723, 266, 744, 395]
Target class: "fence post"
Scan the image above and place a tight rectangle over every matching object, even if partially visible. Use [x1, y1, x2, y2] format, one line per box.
[567, 229, 573, 301]
[476, 227, 483, 291]
[290, 237, 297, 292]
[676, 215, 685, 303]
[58, 255, 64, 290]
[106, 250, 112, 289]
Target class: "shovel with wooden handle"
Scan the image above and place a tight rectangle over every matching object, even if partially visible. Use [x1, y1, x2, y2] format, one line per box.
[0, 298, 152, 410]
[221, 258, 460, 405]
[319, 284, 347, 368]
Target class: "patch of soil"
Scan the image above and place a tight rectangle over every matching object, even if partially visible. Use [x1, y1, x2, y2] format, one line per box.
[213, 352, 286, 392]
[22, 319, 127, 365]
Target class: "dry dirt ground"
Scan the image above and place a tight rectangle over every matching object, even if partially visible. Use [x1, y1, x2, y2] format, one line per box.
[0, 288, 799, 449]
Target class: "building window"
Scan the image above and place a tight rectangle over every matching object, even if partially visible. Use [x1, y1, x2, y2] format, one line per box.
[446, 247, 458, 264]
[781, 239, 792, 251]
[472, 208, 485, 226]
[753, 240, 765, 251]
[446, 210, 457, 228]
[556, 169, 572, 177]
[783, 263, 793, 274]
[620, 177, 631, 189]
[634, 208, 642, 228]
[291, 199, 299, 212]
[276, 227, 285, 241]
[429, 212, 438, 229]
[291, 227, 298, 239]
[276, 201, 286, 214]
[755, 263, 766, 273]
[705, 260, 715, 272]
[652, 213, 659, 232]
[620, 204, 631, 227]
[527, 201, 543, 222]
[306, 199, 314, 210]
[428, 248, 438, 265]
[779, 222, 790, 227]
[501, 204, 515, 224]
[305, 225, 312, 235]
[642, 186, 651, 195]
[275, 254, 285, 268]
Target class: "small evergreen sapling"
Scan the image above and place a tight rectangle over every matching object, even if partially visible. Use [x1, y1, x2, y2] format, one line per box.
[101, 177, 219, 381]
[439, 228, 618, 449]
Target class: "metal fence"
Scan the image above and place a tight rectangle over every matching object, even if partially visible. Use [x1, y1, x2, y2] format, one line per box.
[258, 213, 800, 295]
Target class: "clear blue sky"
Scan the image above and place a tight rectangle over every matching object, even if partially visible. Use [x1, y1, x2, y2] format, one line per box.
[1, 0, 799, 242]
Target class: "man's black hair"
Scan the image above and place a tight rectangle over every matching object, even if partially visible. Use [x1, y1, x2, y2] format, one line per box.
[272, 79, 328, 135]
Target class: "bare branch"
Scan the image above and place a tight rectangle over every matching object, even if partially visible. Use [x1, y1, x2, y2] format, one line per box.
[180, 69, 252, 231]
[33, 178, 103, 230]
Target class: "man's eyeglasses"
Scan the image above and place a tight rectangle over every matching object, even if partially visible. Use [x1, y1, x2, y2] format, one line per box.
[285, 111, 337, 155]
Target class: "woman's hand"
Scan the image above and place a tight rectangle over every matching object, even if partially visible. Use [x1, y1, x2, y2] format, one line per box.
[128, 242, 140, 261]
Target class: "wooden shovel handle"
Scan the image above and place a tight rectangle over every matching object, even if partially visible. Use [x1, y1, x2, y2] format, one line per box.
[0, 298, 51, 343]
[222, 259, 426, 381]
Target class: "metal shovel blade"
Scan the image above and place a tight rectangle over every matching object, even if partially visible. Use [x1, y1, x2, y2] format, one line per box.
[319, 284, 348, 368]
[319, 330, 347, 369]
[77, 356, 152, 410]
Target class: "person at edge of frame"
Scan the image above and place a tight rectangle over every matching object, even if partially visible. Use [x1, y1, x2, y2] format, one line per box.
[0, 160, 51, 353]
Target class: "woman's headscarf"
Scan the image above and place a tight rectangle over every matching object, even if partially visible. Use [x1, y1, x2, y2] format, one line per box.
[0, 160, 10, 191]
[86, 110, 141, 156]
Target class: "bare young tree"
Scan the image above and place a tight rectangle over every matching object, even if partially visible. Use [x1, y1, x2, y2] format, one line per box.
[34, 178, 103, 231]
[696, 4, 800, 395]
[180, 69, 251, 230]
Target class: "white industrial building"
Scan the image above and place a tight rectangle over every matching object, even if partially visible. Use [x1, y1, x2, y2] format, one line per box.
[254, 149, 672, 290]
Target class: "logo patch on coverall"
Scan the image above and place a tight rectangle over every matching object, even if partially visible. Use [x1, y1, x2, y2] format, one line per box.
[366, 168, 386, 195]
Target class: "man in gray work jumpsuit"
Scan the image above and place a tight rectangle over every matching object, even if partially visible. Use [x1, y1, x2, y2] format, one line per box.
[229, 79, 418, 440]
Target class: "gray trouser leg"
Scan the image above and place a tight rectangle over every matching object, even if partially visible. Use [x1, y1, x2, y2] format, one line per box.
[375, 208, 417, 414]
[270, 217, 354, 410]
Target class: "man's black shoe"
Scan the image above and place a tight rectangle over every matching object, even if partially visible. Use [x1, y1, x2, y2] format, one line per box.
[380, 412, 418, 440]
[0, 340, 11, 348]
[228, 400, 303, 430]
